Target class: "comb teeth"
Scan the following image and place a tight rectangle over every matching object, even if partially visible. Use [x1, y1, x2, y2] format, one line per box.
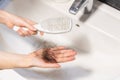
[39, 17, 72, 33]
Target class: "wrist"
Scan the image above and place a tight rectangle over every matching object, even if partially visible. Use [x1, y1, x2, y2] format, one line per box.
[15, 54, 33, 68]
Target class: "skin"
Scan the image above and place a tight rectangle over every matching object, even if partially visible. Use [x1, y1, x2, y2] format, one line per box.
[0, 10, 77, 69]
[0, 46, 76, 69]
[0, 10, 43, 36]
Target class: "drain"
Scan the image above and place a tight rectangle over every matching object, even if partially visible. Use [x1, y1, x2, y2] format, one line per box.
[76, 24, 80, 27]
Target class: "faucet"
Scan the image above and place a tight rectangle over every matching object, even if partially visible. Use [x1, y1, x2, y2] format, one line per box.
[69, 0, 93, 15]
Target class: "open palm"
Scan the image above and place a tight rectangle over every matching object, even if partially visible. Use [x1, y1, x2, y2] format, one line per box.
[28, 46, 76, 68]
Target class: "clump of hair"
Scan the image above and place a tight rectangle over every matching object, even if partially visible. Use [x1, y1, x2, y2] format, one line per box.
[42, 49, 57, 63]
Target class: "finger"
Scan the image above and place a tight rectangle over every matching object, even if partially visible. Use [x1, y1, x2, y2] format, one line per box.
[24, 19, 36, 25]
[17, 29, 25, 37]
[20, 17, 36, 25]
[50, 46, 65, 51]
[56, 57, 75, 63]
[23, 22, 37, 31]
[23, 18, 45, 36]
[17, 30, 24, 36]
[21, 29, 31, 36]
[14, 16, 36, 31]
[52, 50, 76, 58]
[28, 30, 37, 35]
[19, 17, 37, 31]
[18, 28, 30, 36]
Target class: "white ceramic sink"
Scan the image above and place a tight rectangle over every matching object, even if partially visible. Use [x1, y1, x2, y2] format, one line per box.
[0, 0, 120, 80]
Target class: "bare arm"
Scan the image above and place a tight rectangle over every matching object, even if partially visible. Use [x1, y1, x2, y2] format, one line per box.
[0, 10, 44, 36]
[0, 51, 28, 69]
[0, 46, 76, 69]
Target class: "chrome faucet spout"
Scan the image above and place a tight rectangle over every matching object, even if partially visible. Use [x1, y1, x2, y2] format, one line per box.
[69, 0, 93, 15]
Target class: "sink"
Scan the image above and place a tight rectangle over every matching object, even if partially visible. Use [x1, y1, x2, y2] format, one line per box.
[0, 0, 120, 80]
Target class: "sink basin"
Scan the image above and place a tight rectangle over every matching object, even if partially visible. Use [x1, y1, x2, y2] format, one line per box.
[0, 0, 120, 80]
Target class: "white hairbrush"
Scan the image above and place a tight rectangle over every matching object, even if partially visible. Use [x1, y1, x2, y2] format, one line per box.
[13, 17, 72, 34]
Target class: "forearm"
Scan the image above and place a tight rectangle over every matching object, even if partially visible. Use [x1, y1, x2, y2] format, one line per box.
[0, 10, 9, 25]
[0, 51, 30, 69]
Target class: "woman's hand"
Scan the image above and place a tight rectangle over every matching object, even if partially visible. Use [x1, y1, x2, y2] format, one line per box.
[0, 47, 76, 69]
[24, 46, 77, 68]
[0, 10, 44, 36]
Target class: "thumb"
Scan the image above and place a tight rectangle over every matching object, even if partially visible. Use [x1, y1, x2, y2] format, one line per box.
[23, 22, 37, 31]
[18, 17, 37, 31]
